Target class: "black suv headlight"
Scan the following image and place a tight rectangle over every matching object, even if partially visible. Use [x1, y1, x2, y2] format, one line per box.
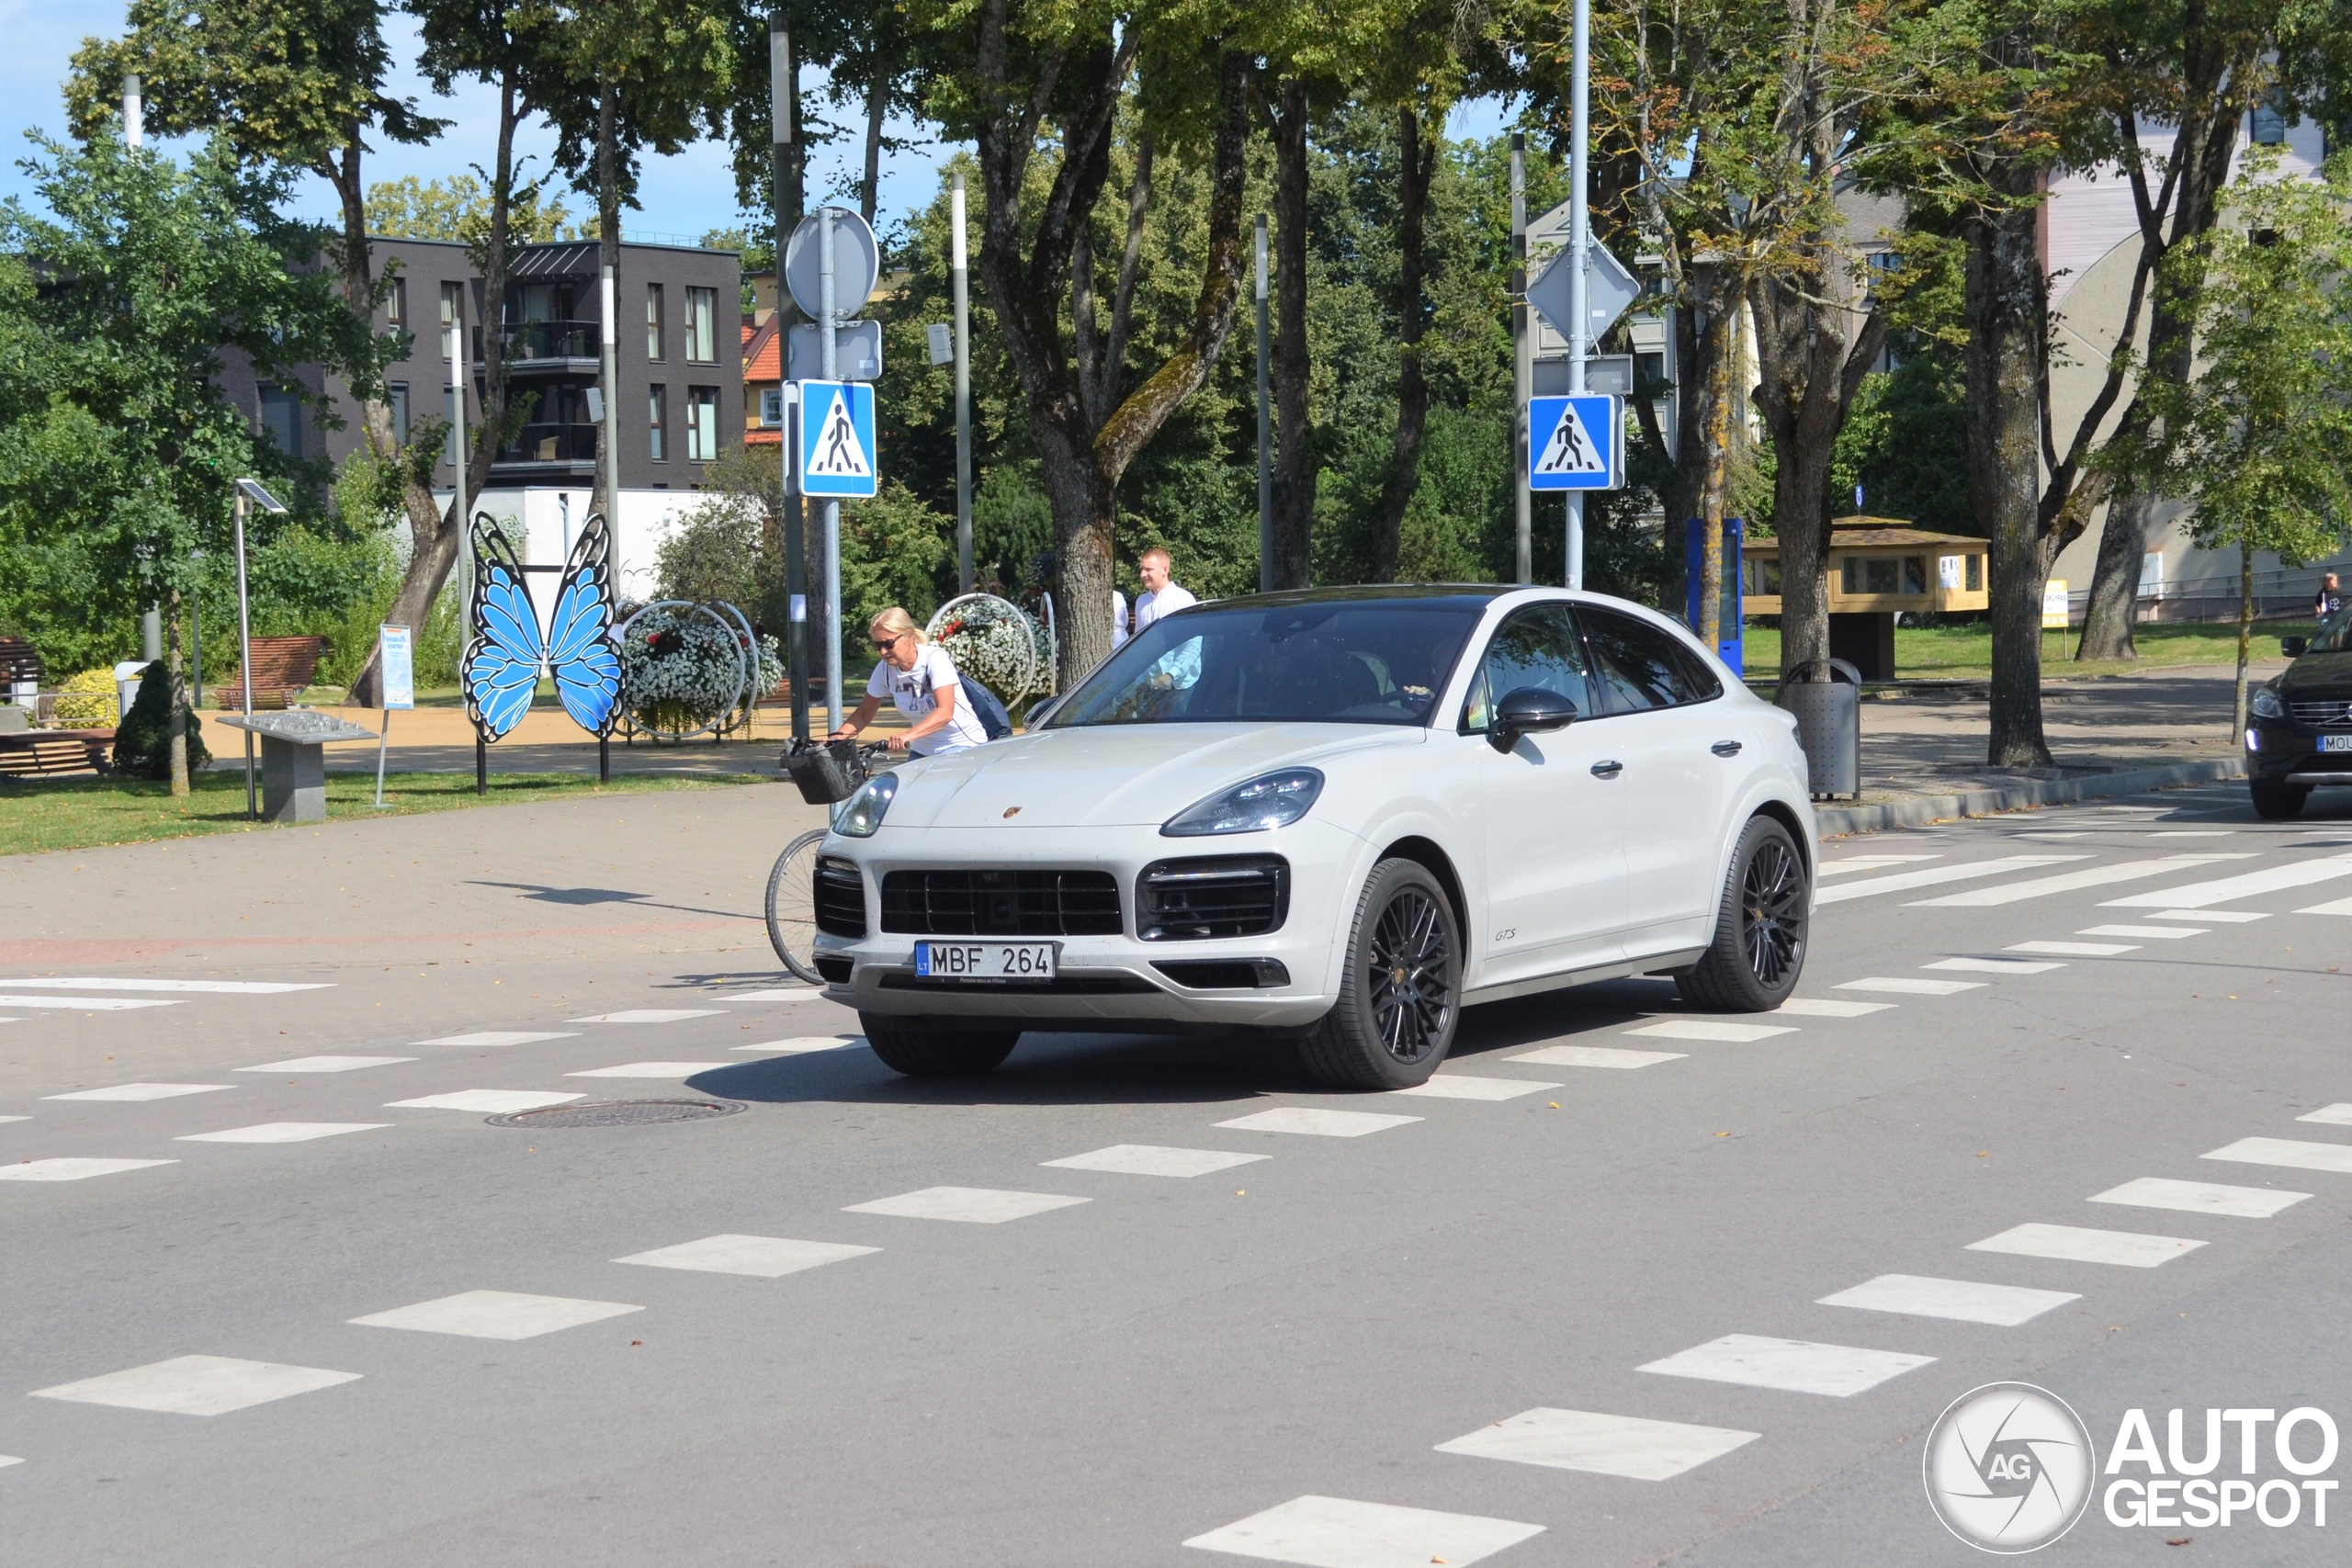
[2251, 686, 2285, 720]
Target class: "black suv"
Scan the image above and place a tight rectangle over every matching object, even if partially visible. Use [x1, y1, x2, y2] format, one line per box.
[2245, 610, 2352, 818]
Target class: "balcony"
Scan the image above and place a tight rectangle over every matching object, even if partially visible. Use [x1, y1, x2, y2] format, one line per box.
[503, 320, 600, 369]
[495, 422, 598, 467]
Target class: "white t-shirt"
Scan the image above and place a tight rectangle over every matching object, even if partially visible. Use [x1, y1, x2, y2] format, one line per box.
[867, 644, 990, 757]
[1111, 591, 1130, 650]
[1134, 582, 1197, 635]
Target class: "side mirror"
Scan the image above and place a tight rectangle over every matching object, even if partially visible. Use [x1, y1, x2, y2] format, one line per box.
[1490, 685, 1578, 752]
[2282, 637, 2309, 659]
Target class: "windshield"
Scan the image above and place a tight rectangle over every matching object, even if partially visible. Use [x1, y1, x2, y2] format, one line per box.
[1045, 599, 1485, 728]
[2305, 603, 2352, 653]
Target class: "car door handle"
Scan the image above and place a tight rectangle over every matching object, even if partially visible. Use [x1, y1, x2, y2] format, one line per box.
[1711, 739, 1743, 757]
[1590, 760, 1623, 779]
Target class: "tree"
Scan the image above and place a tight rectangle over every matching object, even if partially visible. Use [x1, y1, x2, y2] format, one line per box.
[935, 3, 1255, 681]
[364, 173, 582, 243]
[2134, 154, 2352, 736]
[0, 134, 371, 793]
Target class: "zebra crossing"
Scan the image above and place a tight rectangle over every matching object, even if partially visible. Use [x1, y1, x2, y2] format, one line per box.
[6, 802, 2351, 1567]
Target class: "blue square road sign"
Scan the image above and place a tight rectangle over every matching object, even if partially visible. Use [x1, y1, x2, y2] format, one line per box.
[795, 379, 878, 499]
[1529, 393, 1620, 491]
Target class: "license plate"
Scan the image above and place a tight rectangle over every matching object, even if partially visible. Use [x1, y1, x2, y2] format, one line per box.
[2323, 735, 2352, 753]
[914, 941, 1057, 981]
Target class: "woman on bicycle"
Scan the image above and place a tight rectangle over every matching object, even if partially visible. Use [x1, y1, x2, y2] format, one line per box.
[831, 607, 991, 757]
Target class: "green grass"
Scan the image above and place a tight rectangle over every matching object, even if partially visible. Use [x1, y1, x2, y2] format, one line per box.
[1737, 620, 2310, 682]
[0, 768, 766, 856]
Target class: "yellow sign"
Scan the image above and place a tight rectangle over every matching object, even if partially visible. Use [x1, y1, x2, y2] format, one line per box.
[2042, 580, 2070, 630]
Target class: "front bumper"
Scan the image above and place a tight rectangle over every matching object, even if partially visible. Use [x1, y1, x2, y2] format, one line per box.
[2245, 717, 2352, 784]
[812, 819, 1361, 1028]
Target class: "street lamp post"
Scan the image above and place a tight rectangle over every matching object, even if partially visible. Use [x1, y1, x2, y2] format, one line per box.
[231, 479, 288, 821]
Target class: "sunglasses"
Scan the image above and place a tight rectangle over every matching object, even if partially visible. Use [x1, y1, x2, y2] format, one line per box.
[870, 634, 903, 650]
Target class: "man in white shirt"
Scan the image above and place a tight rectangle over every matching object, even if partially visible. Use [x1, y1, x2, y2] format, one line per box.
[1111, 589, 1130, 650]
[1132, 548, 1197, 635]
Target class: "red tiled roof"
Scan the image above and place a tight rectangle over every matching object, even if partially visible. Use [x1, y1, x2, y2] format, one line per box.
[745, 428, 782, 446]
[743, 316, 782, 384]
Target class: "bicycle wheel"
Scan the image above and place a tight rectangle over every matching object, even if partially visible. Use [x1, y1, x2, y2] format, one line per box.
[764, 828, 831, 984]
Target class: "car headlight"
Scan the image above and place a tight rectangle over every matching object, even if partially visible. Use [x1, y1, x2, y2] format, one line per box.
[1162, 768, 1324, 837]
[832, 773, 897, 837]
[2251, 686, 2285, 719]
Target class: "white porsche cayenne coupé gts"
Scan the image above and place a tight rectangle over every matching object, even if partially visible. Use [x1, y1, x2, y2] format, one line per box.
[810, 586, 1815, 1089]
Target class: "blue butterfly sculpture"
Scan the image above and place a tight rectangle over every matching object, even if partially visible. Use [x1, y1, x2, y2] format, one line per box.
[460, 511, 624, 740]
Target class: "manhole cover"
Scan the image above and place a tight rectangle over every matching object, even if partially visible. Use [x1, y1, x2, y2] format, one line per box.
[486, 1099, 747, 1129]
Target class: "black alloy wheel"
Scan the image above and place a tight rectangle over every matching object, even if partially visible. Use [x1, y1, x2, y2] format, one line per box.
[1739, 830, 1806, 988]
[1297, 857, 1462, 1089]
[1367, 884, 1456, 1066]
[1678, 815, 1810, 1012]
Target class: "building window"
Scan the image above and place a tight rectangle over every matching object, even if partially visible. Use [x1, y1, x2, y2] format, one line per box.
[259, 383, 301, 457]
[2253, 90, 2289, 145]
[685, 386, 719, 461]
[1967, 554, 1984, 592]
[649, 384, 668, 462]
[684, 287, 717, 363]
[440, 281, 462, 358]
[387, 276, 406, 327]
[389, 382, 410, 446]
[758, 388, 784, 426]
[647, 284, 665, 360]
[1842, 556, 1905, 595]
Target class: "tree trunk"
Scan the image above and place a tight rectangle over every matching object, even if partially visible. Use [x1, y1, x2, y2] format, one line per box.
[1694, 269, 1734, 650]
[1970, 185, 2054, 768]
[167, 587, 187, 798]
[861, 41, 891, 226]
[1269, 77, 1314, 590]
[2077, 483, 2154, 660]
[971, 8, 1248, 686]
[1369, 106, 1432, 584]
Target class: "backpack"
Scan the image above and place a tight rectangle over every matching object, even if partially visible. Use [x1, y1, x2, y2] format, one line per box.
[958, 676, 1013, 741]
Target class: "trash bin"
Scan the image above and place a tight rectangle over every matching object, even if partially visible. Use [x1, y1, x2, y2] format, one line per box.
[1774, 658, 1861, 800]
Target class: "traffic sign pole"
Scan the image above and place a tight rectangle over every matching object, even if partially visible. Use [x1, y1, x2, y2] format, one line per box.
[1566, 0, 1590, 590]
[770, 10, 809, 744]
[820, 205, 842, 735]
[953, 174, 973, 594]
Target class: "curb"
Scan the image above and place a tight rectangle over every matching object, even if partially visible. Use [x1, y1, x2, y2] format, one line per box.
[1815, 757, 2246, 839]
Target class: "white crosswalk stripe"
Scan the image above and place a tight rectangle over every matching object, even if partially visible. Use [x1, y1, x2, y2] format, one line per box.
[0, 976, 332, 994]
[1183, 1495, 1544, 1566]
[1815, 856, 2087, 906]
[1923, 957, 2064, 975]
[1435, 1407, 1758, 1480]
[1638, 1334, 1934, 1396]
[1966, 1223, 2205, 1268]
[2103, 853, 2352, 908]
[1835, 976, 1984, 996]
[0, 995, 177, 1010]
[1506, 1044, 1684, 1068]
[1816, 1274, 2078, 1325]
[2205, 1137, 2352, 1174]
[2007, 941, 2137, 956]
[1773, 998, 1894, 1017]
[1905, 856, 2247, 908]
[1625, 1020, 1797, 1043]
[2076, 924, 2201, 939]
[2150, 909, 2267, 922]
[2088, 1178, 2310, 1217]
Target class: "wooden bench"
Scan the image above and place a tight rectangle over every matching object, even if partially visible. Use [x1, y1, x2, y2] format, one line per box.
[221, 636, 329, 710]
[0, 728, 115, 777]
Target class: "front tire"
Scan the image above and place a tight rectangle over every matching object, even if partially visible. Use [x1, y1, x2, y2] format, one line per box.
[859, 1016, 1021, 1077]
[1297, 857, 1462, 1090]
[1677, 815, 1809, 1012]
[2250, 779, 2308, 819]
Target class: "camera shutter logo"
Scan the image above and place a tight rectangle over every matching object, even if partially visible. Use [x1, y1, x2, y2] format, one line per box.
[1924, 1382, 2097, 1552]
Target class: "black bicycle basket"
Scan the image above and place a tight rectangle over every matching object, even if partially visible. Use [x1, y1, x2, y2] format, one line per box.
[784, 738, 870, 805]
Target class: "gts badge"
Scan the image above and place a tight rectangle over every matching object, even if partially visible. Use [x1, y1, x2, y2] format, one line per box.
[1494, 928, 1516, 942]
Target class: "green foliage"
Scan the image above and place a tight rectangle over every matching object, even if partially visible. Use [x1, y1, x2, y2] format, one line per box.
[655, 492, 766, 609]
[365, 174, 582, 243]
[53, 669, 121, 727]
[838, 480, 953, 666]
[111, 660, 210, 779]
[1832, 339, 1974, 536]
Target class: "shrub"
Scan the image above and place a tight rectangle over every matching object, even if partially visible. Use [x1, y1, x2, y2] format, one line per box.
[52, 667, 119, 725]
[110, 660, 209, 778]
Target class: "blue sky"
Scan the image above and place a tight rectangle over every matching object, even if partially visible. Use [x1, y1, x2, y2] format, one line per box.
[6, 3, 1518, 248]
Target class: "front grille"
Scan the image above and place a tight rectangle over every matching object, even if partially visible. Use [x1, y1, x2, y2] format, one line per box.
[880, 869, 1122, 936]
[2290, 699, 2352, 727]
[815, 856, 867, 937]
[1137, 855, 1290, 941]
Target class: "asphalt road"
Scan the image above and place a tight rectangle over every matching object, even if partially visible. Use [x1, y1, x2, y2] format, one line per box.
[4, 779, 2351, 1566]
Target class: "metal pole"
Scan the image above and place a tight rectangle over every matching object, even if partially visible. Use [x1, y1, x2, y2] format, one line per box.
[128, 74, 163, 662]
[1255, 214, 1272, 595]
[373, 710, 390, 807]
[771, 11, 809, 745]
[233, 492, 255, 820]
[820, 206, 842, 735]
[953, 174, 974, 595]
[450, 317, 469, 619]
[600, 261, 620, 570]
[1566, 0, 1591, 592]
[189, 549, 204, 708]
[1510, 132, 1531, 586]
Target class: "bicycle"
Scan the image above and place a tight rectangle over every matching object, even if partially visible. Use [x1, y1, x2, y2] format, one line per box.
[765, 739, 895, 983]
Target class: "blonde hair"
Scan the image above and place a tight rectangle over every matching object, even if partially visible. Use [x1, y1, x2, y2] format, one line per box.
[868, 606, 926, 645]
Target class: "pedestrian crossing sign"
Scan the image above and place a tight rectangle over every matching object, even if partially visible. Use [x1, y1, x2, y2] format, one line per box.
[794, 379, 878, 498]
[1529, 393, 1620, 491]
